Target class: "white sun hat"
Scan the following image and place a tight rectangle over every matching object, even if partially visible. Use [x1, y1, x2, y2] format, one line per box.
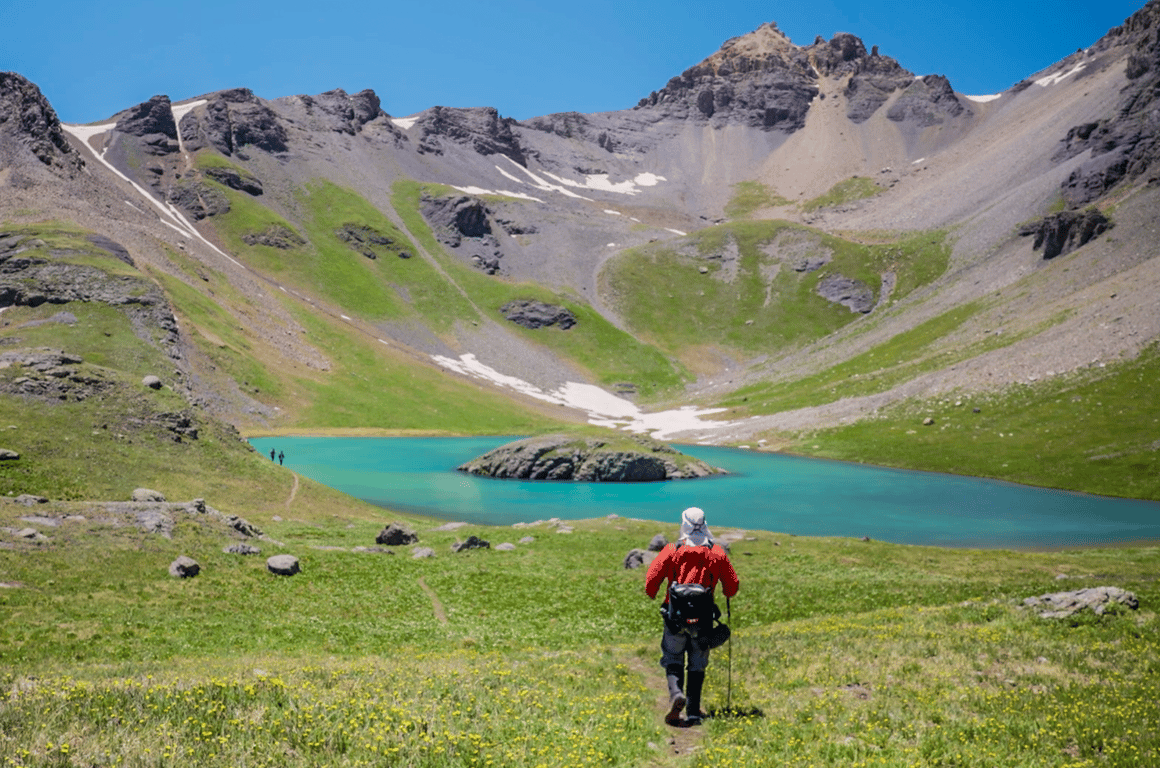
[679, 507, 713, 547]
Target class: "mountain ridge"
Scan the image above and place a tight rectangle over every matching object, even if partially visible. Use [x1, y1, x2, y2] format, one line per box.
[1, 0, 1158, 501]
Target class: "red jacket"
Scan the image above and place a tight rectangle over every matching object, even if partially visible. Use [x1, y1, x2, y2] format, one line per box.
[645, 541, 739, 603]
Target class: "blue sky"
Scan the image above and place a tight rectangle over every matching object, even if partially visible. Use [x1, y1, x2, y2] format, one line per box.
[1, 0, 1149, 124]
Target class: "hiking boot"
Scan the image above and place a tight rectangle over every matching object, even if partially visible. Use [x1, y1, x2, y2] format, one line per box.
[665, 691, 687, 726]
[686, 671, 706, 725]
[664, 665, 685, 726]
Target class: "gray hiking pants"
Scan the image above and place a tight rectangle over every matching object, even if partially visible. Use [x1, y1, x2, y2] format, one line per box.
[660, 623, 709, 673]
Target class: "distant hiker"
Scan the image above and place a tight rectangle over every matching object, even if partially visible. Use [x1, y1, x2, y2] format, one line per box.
[278, 451, 284, 465]
[645, 507, 739, 726]
[269, 448, 276, 461]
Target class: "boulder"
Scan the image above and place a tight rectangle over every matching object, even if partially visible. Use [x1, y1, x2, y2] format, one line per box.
[624, 548, 647, 569]
[266, 554, 300, 576]
[225, 514, 262, 538]
[412, 546, 436, 559]
[168, 556, 200, 578]
[495, 542, 517, 551]
[648, 533, 668, 552]
[518, 536, 535, 544]
[14, 494, 46, 505]
[131, 488, 166, 502]
[376, 522, 418, 546]
[0, 449, 19, 461]
[142, 375, 162, 389]
[451, 535, 490, 553]
[1022, 586, 1139, 619]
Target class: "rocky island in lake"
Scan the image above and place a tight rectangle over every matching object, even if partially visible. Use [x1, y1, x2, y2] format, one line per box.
[457, 434, 727, 482]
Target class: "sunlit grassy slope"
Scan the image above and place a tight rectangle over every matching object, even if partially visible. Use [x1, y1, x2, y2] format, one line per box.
[1, 508, 1156, 767]
[391, 180, 689, 401]
[599, 221, 950, 363]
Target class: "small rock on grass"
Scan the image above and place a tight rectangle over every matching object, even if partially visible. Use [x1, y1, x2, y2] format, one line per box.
[266, 554, 300, 576]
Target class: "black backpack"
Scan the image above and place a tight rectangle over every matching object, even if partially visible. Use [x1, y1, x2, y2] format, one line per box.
[665, 582, 718, 636]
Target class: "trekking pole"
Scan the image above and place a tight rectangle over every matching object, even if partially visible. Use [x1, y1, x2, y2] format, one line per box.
[726, 595, 732, 712]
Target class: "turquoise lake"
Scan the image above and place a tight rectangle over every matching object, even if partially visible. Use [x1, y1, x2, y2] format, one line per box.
[249, 436, 1160, 549]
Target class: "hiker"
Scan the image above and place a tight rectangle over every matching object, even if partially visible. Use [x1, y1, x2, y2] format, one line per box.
[269, 448, 275, 461]
[645, 506, 739, 726]
[278, 451, 284, 466]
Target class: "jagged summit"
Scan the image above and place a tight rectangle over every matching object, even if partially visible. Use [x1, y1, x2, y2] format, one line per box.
[632, 24, 969, 131]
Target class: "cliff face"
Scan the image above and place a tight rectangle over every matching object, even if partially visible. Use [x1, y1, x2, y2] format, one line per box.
[1054, 0, 1160, 206]
[0, 71, 83, 174]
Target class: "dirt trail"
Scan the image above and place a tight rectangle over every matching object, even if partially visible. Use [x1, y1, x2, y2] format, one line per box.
[624, 653, 704, 764]
[418, 577, 448, 624]
[285, 474, 299, 512]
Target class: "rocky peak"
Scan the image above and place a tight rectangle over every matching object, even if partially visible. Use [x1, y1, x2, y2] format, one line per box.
[0, 71, 83, 174]
[810, 32, 870, 76]
[298, 88, 385, 134]
[635, 22, 818, 130]
[413, 106, 527, 165]
[632, 22, 963, 131]
[179, 88, 288, 157]
[114, 94, 179, 155]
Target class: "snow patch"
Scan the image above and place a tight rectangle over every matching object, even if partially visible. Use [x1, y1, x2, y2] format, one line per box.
[912, 157, 926, 165]
[963, 93, 1002, 103]
[431, 353, 735, 440]
[391, 116, 419, 130]
[170, 98, 206, 124]
[665, 228, 687, 236]
[603, 209, 621, 216]
[1035, 62, 1086, 88]
[450, 184, 543, 203]
[492, 157, 665, 200]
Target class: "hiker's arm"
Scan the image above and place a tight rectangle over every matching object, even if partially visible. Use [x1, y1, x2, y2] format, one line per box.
[644, 545, 671, 599]
[718, 550, 739, 598]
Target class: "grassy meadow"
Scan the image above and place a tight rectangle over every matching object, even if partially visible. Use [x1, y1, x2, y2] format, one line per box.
[2, 506, 1157, 767]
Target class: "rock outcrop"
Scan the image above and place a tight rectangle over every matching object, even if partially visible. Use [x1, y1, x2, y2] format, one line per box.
[500, 300, 577, 330]
[420, 194, 503, 273]
[413, 105, 527, 165]
[458, 434, 726, 482]
[1019, 210, 1112, 259]
[0, 72, 84, 174]
[180, 88, 288, 156]
[816, 274, 875, 313]
[114, 94, 180, 155]
[298, 88, 385, 134]
[1022, 586, 1139, 618]
[1054, 1, 1160, 206]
